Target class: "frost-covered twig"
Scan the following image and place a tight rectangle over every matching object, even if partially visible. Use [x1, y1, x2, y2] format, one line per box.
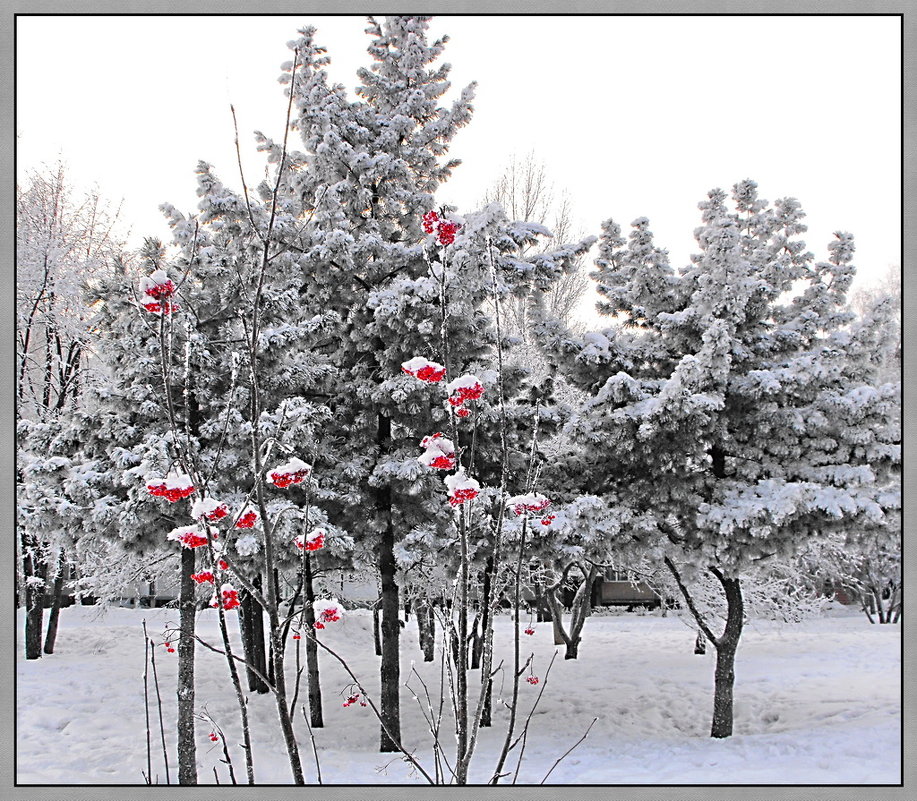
[196, 711, 237, 785]
[172, 627, 277, 694]
[489, 515, 530, 784]
[300, 706, 323, 784]
[144, 622, 171, 784]
[511, 649, 557, 783]
[664, 555, 718, 645]
[539, 716, 598, 784]
[407, 663, 455, 783]
[307, 634, 436, 784]
[229, 104, 263, 245]
[142, 626, 152, 784]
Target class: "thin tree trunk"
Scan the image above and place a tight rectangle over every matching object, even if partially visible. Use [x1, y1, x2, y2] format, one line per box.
[303, 551, 323, 728]
[711, 640, 738, 738]
[479, 562, 493, 727]
[377, 412, 401, 753]
[874, 588, 888, 624]
[490, 519, 528, 784]
[470, 604, 483, 671]
[455, 513, 470, 782]
[23, 535, 46, 661]
[417, 601, 435, 662]
[43, 549, 67, 654]
[213, 590, 256, 784]
[176, 546, 197, 784]
[889, 586, 901, 623]
[239, 581, 269, 694]
[532, 581, 549, 622]
[710, 570, 743, 739]
[481, 675, 493, 729]
[378, 522, 401, 752]
[551, 612, 564, 646]
[373, 598, 382, 657]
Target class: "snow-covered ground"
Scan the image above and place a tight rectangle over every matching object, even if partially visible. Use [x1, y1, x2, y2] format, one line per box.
[16, 604, 901, 785]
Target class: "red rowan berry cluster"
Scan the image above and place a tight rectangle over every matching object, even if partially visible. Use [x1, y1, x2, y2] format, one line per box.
[342, 692, 368, 708]
[147, 474, 196, 503]
[235, 509, 258, 529]
[191, 497, 229, 521]
[446, 374, 484, 417]
[312, 600, 343, 629]
[508, 493, 551, 517]
[422, 210, 461, 246]
[167, 525, 210, 549]
[418, 432, 457, 470]
[139, 270, 180, 314]
[267, 457, 312, 488]
[294, 528, 327, 552]
[401, 356, 446, 383]
[210, 584, 240, 611]
[445, 471, 480, 506]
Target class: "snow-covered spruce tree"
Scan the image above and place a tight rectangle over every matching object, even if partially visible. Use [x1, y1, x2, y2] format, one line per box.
[269, 16, 481, 753]
[16, 163, 125, 658]
[534, 180, 900, 738]
[294, 193, 587, 783]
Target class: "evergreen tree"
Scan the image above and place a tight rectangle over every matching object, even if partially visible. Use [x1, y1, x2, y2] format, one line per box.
[77, 15, 588, 777]
[535, 180, 900, 737]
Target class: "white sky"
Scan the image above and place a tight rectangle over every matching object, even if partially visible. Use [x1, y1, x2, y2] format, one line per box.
[16, 14, 901, 310]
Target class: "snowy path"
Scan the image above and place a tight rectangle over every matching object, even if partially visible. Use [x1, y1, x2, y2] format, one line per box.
[16, 606, 900, 784]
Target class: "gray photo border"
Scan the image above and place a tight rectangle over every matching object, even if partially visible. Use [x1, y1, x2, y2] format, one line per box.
[2, 2, 912, 800]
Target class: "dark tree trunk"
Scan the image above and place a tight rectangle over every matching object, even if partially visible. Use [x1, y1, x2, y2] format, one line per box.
[534, 582, 549, 622]
[373, 599, 382, 657]
[711, 641, 738, 738]
[378, 524, 401, 752]
[551, 613, 565, 645]
[481, 676, 493, 728]
[239, 577, 269, 694]
[470, 604, 483, 670]
[873, 588, 889, 624]
[376, 413, 401, 753]
[546, 565, 598, 659]
[176, 545, 197, 784]
[239, 586, 255, 682]
[449, 624, 463, 667]
[249, 578, 267, 688]
[479, 563, 493, 726]
[43, 550, 67, 654]
[416, 602, 435, 662]
[303, 551, 323, 728]
[23, 536, 46, 660]
[710, 571, 743, 739]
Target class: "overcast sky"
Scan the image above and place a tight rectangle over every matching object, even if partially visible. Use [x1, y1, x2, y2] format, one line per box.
[16, 14, 901, 312]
